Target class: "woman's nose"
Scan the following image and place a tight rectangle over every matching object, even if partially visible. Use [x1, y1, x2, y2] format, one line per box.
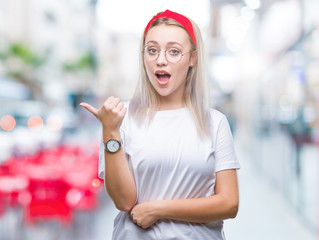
[156, 50, 168, 65]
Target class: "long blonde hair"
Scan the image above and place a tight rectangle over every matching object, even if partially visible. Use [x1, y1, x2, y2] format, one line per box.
[129, 13, 211, 137]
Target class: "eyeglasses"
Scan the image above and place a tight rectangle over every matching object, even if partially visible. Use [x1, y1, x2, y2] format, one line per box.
[143, 46, 194, 63]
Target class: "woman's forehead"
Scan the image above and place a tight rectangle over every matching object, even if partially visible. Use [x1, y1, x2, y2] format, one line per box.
[145, 25, 191, 47]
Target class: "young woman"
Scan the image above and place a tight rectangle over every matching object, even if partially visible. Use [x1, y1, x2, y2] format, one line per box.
[80, 9, 240, 240]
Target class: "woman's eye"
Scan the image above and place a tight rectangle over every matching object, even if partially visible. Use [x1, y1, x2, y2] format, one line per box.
[147, 48, 158, 55]
[168, 49, 180, 56]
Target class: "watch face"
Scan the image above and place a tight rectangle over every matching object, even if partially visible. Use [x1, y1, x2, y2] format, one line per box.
[106, 139, 120, 153]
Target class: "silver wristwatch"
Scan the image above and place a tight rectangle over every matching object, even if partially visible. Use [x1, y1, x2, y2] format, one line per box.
[104, 139, 121, 153]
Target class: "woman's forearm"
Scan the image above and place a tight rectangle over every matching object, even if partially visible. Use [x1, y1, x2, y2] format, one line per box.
[103, 129, 137, 212]
[131, 193, 238, 229]
[158, 194, 238, 223]
[131, 170, 239, 228]
[158, 170, 239, 223]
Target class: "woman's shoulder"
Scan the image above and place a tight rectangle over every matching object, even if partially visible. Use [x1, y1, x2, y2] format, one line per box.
[208, 108, 227, 123]
[208, 108, 234, 139]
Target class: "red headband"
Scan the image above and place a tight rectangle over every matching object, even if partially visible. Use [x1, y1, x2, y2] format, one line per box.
[144, 10, 196, 46]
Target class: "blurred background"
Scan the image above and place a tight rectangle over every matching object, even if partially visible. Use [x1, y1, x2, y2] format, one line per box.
[0, 0, 318, 239]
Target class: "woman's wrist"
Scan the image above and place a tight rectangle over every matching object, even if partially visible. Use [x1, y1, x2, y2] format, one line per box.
[155, 200, 167, 220]
[102, 127, 121, 141]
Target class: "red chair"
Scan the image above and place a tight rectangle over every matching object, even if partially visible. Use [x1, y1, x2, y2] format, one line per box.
[24, 178, 71, 225]
[0, 173, 30, 208]
[63, 161, 102, 211]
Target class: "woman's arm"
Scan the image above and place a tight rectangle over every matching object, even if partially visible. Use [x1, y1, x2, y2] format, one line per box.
[80, 97, 137, 211]
[102, 129, 137, 211]
[130, 169, 238, 228]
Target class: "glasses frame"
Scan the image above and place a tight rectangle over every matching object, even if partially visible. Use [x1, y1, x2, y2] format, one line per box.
[143, 46, 195, 63]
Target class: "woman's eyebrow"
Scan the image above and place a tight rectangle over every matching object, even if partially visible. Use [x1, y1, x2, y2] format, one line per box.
[167, 42, 183, 48]
[146, 40, 183, 48]
[145, 40, 158, 45]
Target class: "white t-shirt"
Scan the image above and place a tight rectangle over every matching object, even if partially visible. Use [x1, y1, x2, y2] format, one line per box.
[99, 106, 240, 240]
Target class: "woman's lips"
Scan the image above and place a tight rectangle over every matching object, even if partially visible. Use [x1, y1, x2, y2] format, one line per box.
[155, 72, 171, 86]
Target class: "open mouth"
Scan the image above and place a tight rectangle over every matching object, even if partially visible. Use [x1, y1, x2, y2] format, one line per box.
[155, 72, 171, 86]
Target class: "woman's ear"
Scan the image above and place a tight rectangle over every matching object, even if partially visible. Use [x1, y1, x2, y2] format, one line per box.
[190, 51, 197, 67]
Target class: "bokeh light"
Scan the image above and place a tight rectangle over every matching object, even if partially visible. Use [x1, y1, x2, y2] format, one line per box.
[0, 115, 16, 131]
[91, 178, 101, 188]
[47, 115, 63, 131]
[27, 115, 44, 130]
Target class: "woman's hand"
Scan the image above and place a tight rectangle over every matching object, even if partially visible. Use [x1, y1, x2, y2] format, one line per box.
[130, 201, 163, 229]
[80, 96, 127, 132]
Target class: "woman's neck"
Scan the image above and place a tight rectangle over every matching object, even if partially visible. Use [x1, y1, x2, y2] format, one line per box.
[157, 96, 185, 111]
[158, 103, 185, 111]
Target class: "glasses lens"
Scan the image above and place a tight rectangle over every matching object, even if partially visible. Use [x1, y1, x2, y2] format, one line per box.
[166, 49, 182, 63]
[144, 46, 158, 61]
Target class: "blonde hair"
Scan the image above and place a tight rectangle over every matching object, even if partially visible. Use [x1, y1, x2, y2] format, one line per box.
[129, 13, 211, 137]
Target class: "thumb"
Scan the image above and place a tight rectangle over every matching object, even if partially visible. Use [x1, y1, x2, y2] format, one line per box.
[80, 102, 98, 118]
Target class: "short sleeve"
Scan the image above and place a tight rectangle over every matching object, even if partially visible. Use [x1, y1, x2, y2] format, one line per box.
[214, 114, 240, 172]
[98, 137, 105, 179]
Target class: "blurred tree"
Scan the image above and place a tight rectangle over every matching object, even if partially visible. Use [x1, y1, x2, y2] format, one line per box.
[62, 51, 97, 110]
[0, 43, 96, 105]
[62, 52, 96, 72]
[0, 42, 49, 99]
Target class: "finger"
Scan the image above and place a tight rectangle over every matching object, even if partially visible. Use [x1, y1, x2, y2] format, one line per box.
[131, 214, 137, 224]
[79, 102, 98, 118]
[130, 210, 137, 221]
[103, 96, 117, 110]
[105, 96, 115, 106]
[110, 97, 121, 109]
[115, 102, 124, 112]
[119, 106, 127, 117]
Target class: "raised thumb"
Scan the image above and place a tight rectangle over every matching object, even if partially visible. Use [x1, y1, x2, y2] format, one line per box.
[80, 102, 98, 118]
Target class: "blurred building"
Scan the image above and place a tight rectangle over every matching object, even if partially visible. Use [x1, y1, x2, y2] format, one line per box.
[209, 0, 319, 232]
